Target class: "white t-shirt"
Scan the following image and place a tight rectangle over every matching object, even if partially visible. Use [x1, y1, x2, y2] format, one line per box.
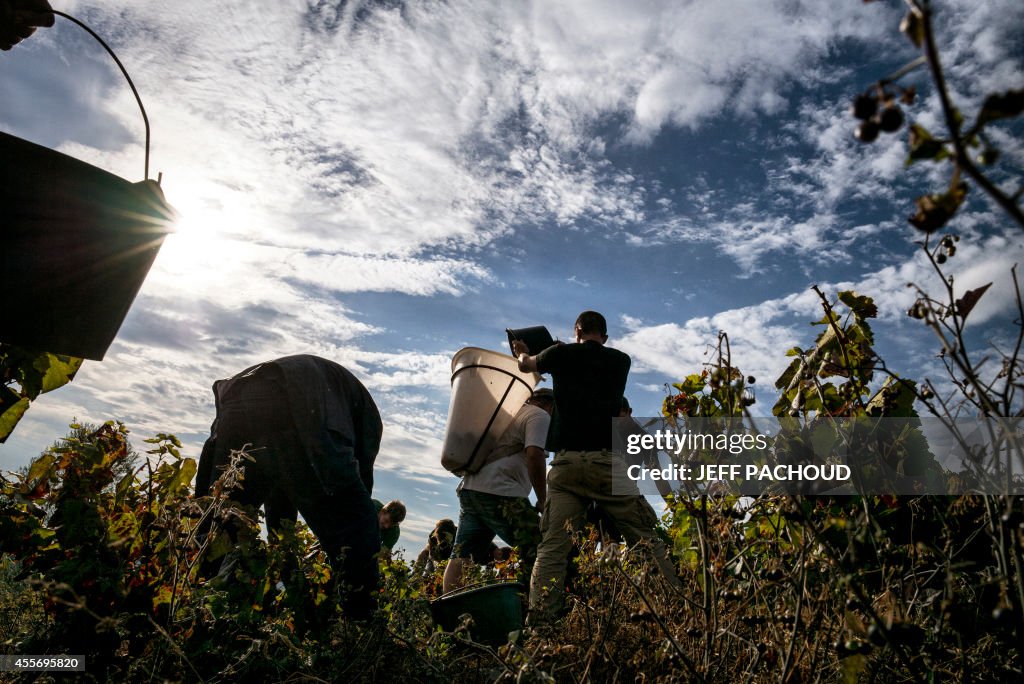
[462, 402, 550, 498]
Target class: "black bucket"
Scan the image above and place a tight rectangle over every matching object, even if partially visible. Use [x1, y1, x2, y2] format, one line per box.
[505, 326, 554, 356]
[0, 131, 174, 360]
[0, 12, 175, 361]
[430, 581, 526, 645]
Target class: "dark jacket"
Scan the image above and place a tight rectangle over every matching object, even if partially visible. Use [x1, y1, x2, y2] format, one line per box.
[196, 354, 382, 496]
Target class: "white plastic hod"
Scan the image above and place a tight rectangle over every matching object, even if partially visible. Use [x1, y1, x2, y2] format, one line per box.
[441, 347, 541, 476]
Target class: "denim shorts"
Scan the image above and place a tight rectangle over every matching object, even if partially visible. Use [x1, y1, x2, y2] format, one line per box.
[451, 489, 539, 563]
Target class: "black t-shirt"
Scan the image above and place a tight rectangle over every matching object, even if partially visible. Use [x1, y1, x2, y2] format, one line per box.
[535, 340, 630, 452]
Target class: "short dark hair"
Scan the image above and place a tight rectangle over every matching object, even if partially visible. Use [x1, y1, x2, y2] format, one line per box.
[383, 500, 406, 524]
[530, 396, 554, 411]
[575, 311, 607, 336]
[530, 387, 554, 407]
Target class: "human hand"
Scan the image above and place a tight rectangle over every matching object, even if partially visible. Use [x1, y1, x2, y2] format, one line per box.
[511, 339, 529, 357]
[0, 0, 54, 51]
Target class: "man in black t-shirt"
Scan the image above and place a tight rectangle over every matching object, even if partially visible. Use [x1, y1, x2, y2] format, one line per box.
[513, 311, 680, 620]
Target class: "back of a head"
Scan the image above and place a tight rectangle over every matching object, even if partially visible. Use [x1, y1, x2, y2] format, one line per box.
[575, 310, 607, 337]
[529, 387, 555, 411]
[431, 518, 456, 550]
[383, 500, 407, 524]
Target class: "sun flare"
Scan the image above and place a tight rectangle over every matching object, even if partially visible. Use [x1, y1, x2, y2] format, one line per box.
[151, 192, 261, 291]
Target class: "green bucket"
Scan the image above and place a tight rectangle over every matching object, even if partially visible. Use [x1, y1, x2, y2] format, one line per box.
[430, 581, 525, 645]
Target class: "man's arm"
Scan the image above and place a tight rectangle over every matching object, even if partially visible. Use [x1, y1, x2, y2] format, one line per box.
[356, 391, 379, 494]
[348, 369, 382, 495]
[195, 431, 217, 497]
[511, 339, 539, 373]
[0, 0, 54, 51]
[525, 446, 547, 511]
[380, 525, 399, 561]
[521, 407, 551, 510]
[413, 545, 430, 571]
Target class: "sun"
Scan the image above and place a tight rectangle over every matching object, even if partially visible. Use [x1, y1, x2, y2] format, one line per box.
[150, 189, 262, 293]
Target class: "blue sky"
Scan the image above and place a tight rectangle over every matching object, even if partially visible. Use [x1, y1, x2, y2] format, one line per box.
[2, 0, 1022, 554]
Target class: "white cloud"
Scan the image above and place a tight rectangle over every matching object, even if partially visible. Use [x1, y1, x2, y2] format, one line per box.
[614, 1, 1021, 274]
[618, 292, 814, 387]
[619, 227, 1023, 389]
[359, 351, 454, 390]
[8, 0, 1016, 284]
[282, 252, 493, 296]
[23, 0, 914, 265]
[376, 408, 450, 479]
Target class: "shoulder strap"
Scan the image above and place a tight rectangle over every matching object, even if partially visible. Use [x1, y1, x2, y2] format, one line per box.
[481, 440, 525, 467]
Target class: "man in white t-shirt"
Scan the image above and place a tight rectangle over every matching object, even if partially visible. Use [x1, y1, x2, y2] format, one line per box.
[442, 388, 554, 592]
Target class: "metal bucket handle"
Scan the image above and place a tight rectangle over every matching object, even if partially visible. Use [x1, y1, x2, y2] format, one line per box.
[49, 10, 153, 181]
[433, 580, 526, 603]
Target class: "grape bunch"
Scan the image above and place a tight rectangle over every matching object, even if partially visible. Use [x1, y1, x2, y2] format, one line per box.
[851, 87, 912, 143]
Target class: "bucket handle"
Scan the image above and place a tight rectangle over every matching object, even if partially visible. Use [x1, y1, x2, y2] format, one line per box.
[433, 581, 526, 603]
[51, 10, 152, 181]
[450, 363, 534, 390]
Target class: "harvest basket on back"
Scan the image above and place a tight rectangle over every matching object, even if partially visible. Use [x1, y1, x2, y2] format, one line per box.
[441, 347, 540, 476]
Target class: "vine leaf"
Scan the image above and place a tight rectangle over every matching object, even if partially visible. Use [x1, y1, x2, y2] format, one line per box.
[838, 291, 879, 319]
[909, 182, 967, 234]
[977, 89, 1024, 127]
[38, 354, 84, 394]
[26, 452, 56, 483]
[673, 374, 705, 395]
[0, 396, 31, 442]
[954, 282, 992, 321]
[900, 10, 925, 49]
[907, 124, 948, 165]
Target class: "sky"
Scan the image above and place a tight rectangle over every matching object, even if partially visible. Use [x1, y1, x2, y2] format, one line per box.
[2, 0, 1023, 554]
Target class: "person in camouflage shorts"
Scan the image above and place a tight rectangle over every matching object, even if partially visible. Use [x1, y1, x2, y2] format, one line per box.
[443, 389, 553, 591]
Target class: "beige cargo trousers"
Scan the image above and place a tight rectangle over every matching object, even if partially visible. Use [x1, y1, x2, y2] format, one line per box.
[529, 449, 681, 619]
